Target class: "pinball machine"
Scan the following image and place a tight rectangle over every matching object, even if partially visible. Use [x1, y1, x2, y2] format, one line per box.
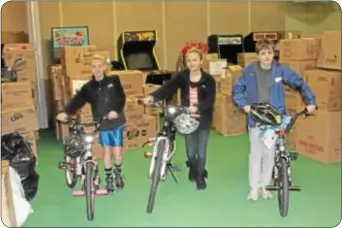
[117, 30, 171, 85]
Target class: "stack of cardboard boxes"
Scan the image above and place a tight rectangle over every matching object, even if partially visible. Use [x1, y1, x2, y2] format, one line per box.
[202, 55, 247, 136]
[1, 43, 39, 162]
[279, 31, 341, 163]
[297, 31, 341, 164]
[278, 37, 321, 150]
[50, 45, 159, 159]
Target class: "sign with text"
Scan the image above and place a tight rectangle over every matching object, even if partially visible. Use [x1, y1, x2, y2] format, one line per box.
[124, 30, 156, 42]
[51, 26, 89, 48]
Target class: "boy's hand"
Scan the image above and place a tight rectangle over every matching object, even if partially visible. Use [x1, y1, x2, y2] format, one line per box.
[243, 105, 251, 113]
[56, 112, 68, 122]
[306, 105, 316, 114]
[142, 96, 154, 104]
[108, 111, 119, 120]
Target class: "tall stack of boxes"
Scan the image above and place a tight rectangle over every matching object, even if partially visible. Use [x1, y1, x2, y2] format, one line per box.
[49, 45, 159, 159]
[1, 43, 39, 162]
[279, 31, 341, 163]
[278, 37, 321, 150]
[297, 31, 341, 163]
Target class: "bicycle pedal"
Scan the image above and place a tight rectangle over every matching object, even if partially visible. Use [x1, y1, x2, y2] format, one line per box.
[289, 152, 299, 161]
[265, 185, 279, 191]
[289, 186, 301, 191]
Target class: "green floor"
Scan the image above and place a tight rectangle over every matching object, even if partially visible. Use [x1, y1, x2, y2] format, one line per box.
[23, 130, 341, 227]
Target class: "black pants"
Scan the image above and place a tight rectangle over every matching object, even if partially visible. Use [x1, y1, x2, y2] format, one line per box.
[184, 128, 210, 174]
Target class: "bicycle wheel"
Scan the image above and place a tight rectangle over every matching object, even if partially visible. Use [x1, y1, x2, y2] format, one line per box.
[146, 139, 165, 213]
[278, 157, 289, 217]
[65, 156, 77, 188]
[85, 162, 94, 221]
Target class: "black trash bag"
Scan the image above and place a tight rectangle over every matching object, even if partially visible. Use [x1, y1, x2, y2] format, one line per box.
[1, 132, 40, 201]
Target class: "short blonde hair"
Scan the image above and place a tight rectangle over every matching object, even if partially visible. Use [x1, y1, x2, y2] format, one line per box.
[186, 47, 204, 60]
[91, 54, 106, 63]
[255, 39, 275, 54]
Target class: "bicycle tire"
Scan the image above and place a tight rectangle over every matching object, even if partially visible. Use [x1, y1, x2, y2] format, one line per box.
[65, 156, 77, 188]
[278, 157, 289, 217]
[146, 139, 165, 213]
[85, 162, 94, 221]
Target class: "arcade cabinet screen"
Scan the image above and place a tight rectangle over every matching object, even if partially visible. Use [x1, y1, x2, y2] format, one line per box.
[126, 52, 154, 70]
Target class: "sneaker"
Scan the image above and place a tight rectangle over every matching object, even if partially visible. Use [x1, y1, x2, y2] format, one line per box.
[105, 176, 114, 192]
[186, 161, 197, 182]
[247, 188, 259, 201]
[260, 187, 273, 199]
[114, 172, 125, 189]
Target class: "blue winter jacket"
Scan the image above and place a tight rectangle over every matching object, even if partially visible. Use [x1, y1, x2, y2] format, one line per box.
[232, 61, 316, 127]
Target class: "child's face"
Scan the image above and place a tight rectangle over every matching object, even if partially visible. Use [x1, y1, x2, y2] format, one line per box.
[258, 48, 274, 66]
[91, 59, 105, 80]
[186, 52, 202, 72]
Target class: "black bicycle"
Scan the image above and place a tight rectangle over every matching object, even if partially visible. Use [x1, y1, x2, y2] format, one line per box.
[138, 100, 200, 213]
[57, 116, 108, 221]
[251, 104, 316, 217]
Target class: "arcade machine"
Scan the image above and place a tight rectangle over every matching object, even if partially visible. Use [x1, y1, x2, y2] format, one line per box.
[243, 32, 280, 60]
[117, 30, 171, 86]
[207, 34, 244, 64]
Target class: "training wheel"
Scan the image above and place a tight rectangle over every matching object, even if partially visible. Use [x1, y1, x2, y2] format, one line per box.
[72, 190, 85, 196]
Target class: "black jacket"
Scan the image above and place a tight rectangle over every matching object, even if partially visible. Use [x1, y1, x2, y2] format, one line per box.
[150, 69, 216, 129]
[65, 75, 126, 131]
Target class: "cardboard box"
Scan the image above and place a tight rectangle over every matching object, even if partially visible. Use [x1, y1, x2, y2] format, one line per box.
[296, 110, 341, 163]
[3, 48, 36, 82]
[143, 84, 163, 115]
[61, 45, 97, 76]
[206, 53, 219, 61]
[56, 121, 69, 143]
[213, 95, 246, 136]
[208, 59, 228, 75]
[110, 70, 144, 96]
[50, 65, 64, 101]
[123, 115, 158, 150]
[125, 96, 145, 121]
[284, 87, 303, 110]
[220, 65, 243, 96]
[279, 59, 316, 75]
[278, 30, 301, 40]
[285, 108, 299, 150]
[303, 69, 341, 111]
[1, 31, 29, 43]
[317, 30, 341, 70]
[2, 105, 39, 135]
[212, 74, 222, 95]
[279, 38, 320, 60]
[1, 81, 34, 108]
[237, 53, 258, 67]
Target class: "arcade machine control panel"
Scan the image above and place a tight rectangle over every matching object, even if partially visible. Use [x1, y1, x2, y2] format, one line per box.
[117, 30, 172, 86]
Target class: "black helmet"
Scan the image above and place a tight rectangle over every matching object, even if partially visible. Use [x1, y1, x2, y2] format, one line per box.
[64, 134, 86, 158]
[250, 103, 282, 126]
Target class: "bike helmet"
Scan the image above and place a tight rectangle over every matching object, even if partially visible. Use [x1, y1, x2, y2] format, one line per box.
[250, 103, 282, 126]
[173, 113, 200, 135]
[64, 134, 86, 158]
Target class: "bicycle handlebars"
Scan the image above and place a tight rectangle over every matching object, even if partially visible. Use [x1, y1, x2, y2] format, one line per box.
[137, 99, 200, 115]
[284, 106, 318, 134]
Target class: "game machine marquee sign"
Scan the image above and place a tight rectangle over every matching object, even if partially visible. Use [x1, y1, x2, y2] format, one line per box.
[51, 26, 89, 64]
[243, 32, 279, 52]
[208, 34, 244, 64]
[117, 30, 171, 86]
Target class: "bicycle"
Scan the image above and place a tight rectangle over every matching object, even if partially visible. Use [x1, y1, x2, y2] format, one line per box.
[251, 103, 317, 217]
[57, 116, 108, 221]
[138, 100, 200, 214]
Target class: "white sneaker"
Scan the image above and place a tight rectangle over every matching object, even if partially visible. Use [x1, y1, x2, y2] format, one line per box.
[247, 188, 259, 201]
[260, 187, 273, 199]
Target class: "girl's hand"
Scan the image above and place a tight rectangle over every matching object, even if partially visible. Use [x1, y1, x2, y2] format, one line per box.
[188, 106, 198, 114]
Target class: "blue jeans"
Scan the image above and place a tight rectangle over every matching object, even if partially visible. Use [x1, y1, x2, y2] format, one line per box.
[184, 129, 210, 174]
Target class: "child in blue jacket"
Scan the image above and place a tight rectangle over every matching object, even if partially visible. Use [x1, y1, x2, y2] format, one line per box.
[232, 39, 316, 201]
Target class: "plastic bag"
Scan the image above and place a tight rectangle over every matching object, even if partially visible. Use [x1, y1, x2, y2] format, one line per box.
[1, 132, 39, 201]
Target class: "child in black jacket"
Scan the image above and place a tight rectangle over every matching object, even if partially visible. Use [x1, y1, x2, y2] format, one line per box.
[142, 47, 216, 190]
